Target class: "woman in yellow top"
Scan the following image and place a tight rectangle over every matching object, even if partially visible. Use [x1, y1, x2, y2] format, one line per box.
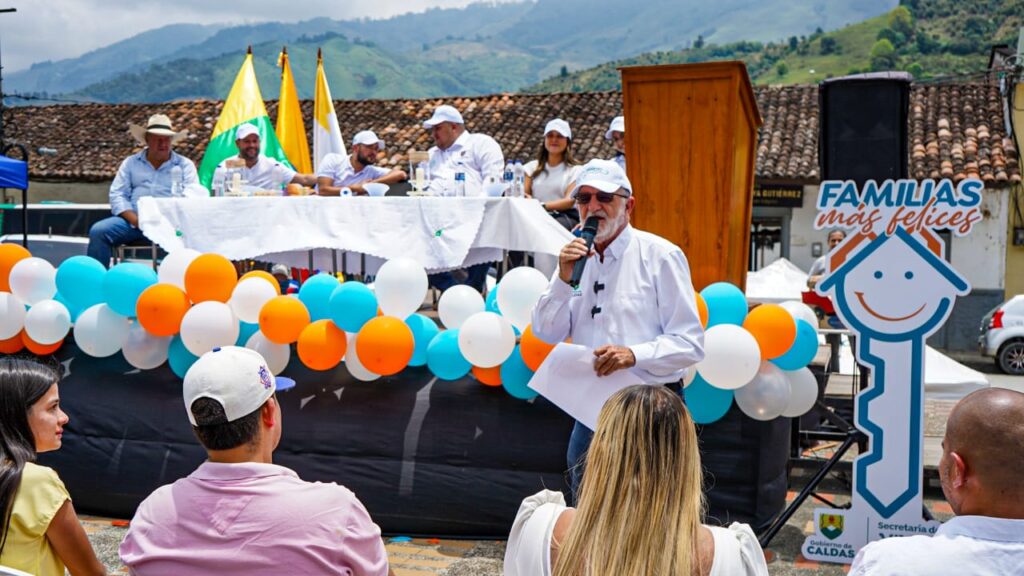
[0, 358, 105, 576]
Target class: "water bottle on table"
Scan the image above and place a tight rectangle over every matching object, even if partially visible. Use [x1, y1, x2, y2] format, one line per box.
[503, 162, 514, 196]
[454, 171, 466, 197]
[170, 165, 183, 197]
[513, 160, 524, 197]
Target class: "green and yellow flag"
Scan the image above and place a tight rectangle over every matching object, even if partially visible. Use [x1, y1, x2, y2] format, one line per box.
[198, 47, 292, 190]
[275, 46, 311, 174]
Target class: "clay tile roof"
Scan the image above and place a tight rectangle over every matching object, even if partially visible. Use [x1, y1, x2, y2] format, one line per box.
[10, 82, 1019, 188]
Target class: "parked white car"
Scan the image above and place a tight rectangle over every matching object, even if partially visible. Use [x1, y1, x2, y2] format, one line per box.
[980, 295, 1024, 375]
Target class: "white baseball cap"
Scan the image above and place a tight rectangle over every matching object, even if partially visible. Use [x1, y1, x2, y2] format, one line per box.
[235, 124, 260, 141]
[183, 346, 295, 426]
[352, 130, 385, 150]
[270, 264, 290, 277]
[544, 118, 572, 139]
[604, 115, 625, 140]
[422, 105, 464, 128]
[572, 159, 633, 196]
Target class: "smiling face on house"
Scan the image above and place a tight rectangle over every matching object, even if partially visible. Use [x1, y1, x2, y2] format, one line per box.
[838, 238, 958, 337]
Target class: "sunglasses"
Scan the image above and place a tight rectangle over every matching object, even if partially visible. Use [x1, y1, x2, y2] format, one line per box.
[572, 191, 629, 204]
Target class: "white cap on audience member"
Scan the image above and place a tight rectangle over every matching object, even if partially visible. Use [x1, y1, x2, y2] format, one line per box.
[572, 159, 633, 196]
[604, 116, 625, 140]
[271, 264, 290, 277]
[422, 105, 464, 128]
[235, 124, 260, 141]
[183, 346, 295, 427]
[544, 119, 572, 139]
[352, 130, 385, 150]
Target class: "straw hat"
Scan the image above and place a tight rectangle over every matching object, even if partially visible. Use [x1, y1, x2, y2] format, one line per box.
[129, 114, 189, 145]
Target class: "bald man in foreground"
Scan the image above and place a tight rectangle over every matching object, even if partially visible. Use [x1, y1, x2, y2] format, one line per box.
[849, 388, 1024, 575]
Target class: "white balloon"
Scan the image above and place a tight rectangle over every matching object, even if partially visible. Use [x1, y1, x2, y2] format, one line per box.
[781, 367, 819, 418]
[343, 332, 381, 382]
[122, 323, 171, 370]
[438, 285, 485, 329]
[180, 301, 239, 356]
[779, 301, 819, 332]
[683, 367, 697, 388]
[24, 299, 71, 345]
[0, 291, 27, 340]
[245, 331, 291, 375]
[374, 257, 428, 320]
[8, 257, 56, 305]
[458, 311, 516, 368]
[735, 362, 791, 421]
[158, 249, 201, 290]
[496, 266, 549, 331]
[74, 304, 130, 357]
[229, 277, 278, 324]
[696, 324, 761, 390]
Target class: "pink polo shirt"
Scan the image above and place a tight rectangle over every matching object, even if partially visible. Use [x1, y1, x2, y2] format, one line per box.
[119, 461, 389, 576]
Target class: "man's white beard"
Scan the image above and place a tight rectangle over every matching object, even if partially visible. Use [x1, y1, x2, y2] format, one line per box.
[594, 210, 628, 244]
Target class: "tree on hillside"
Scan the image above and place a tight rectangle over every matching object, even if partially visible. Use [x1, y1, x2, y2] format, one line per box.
[788, 36, 798, 50]
[820, 36, 838, 55]
[877, 27, 907, 48]
[776, 60, 788, 77]
[695, 35, 705, 49]
[888, 6, 914, 38]
[870, 39, 897, 71]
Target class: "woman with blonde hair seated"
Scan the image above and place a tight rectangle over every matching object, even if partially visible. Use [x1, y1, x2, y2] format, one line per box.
[505, 384, 768, 576]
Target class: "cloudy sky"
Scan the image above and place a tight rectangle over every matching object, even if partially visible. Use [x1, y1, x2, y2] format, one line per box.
[1, 0, 499, 72]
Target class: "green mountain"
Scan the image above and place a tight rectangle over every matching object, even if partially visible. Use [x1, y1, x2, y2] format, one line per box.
[10, 0, 899, 103]
[526, 0, 1023, 92]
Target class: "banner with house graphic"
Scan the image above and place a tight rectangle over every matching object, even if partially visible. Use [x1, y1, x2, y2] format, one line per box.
[801, 178, 983, 563]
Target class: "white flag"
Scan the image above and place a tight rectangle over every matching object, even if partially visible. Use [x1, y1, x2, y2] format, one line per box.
[313, 49, 346, 172]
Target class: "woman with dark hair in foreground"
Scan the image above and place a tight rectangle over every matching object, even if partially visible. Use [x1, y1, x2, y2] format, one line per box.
[0, 358, 105, 576]
[506, 384, 768, 576]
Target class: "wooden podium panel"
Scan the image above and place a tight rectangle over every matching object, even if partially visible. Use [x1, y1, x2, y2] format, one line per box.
[621, 62, 762, 290]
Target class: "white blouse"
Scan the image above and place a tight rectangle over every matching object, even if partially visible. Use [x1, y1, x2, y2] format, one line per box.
[505, 490, 770, 576]
[524, 160, 580, 203]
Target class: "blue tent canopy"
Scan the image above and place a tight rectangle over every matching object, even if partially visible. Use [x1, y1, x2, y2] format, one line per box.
[0, 155, 28, 190]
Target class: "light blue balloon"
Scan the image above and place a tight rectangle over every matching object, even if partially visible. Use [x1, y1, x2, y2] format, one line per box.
[485, 284, 501, 314]
[55, 256, 106, 310]
[686, 372, 734, 424]
[771, 319, 819, 370]
[299, 273, 340, 322]
[700, 282, 748, 327]
[103, 262, 158, 318]
[168, 335, 199, 379]
[236, 321, 259, 347]
[500, 345, 537, 400]
[426, 329, 471, 380]
[329, 282, 378, 333]
[53, 292, 82, 323]
[405, 313, 440, 367]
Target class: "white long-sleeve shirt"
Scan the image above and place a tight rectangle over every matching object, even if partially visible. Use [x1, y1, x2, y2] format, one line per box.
[427, 131, 504, 196]
[531, 225, 705, 383]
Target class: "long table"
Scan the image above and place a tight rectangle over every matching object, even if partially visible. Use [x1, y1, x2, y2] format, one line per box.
[138, 196, 573, 272]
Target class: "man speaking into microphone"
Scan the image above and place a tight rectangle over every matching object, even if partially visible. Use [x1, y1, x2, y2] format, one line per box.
[531, 158, 705, 499]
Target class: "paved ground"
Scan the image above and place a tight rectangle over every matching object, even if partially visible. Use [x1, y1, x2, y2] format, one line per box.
[81, 352, 1019, 575]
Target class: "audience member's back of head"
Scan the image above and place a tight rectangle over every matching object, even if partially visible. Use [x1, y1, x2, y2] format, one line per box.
[190, 397, 262, 451]
[943, 387, 1024, 515]
[554, 385, 704, 576]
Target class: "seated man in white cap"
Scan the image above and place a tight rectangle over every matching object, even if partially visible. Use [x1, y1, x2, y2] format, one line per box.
[120, 346, 394, 576]
[422, 104, 505, 292]
[317, 130, 407, 196]
[605, 115, 626, 172]
[212, 124, 317, 194]
[422, 104, 504, 198]
[87, 113, 198, 267]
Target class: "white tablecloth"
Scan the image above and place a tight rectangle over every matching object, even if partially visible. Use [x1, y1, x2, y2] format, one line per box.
[137, 196, 574, 272]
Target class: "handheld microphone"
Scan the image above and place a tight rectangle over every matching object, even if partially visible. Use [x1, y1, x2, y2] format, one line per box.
[569, 216, 600, 289]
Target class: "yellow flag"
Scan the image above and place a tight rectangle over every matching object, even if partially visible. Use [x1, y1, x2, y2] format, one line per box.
[275, 46, 312, 174]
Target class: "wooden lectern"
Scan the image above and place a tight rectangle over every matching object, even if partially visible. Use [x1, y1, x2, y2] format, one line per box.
[621, 62, 762, 291]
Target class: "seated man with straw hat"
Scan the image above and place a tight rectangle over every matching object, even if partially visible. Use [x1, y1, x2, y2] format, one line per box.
[87, 114, 197, 267]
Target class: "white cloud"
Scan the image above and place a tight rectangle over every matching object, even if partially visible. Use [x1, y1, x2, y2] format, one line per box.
[1, 0, 500, 72]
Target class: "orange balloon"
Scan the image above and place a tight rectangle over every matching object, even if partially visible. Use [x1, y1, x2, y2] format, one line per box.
[136, 284, 191, 336]
[184, 253, 238, 303]
[696, 293, 709, 328]
[0, 332, 25, 354]
[240, 270, 281, 294]
[22, 331, 63, 356]
[297, 320, 347, 371]
[520, 325, 557, 372]
[355, 316, 414, 376]
[472, 365, 502, 387]
[258, 296, 310, 344]
[0, 243, 31, 292]
[742, 303, 797, 360]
